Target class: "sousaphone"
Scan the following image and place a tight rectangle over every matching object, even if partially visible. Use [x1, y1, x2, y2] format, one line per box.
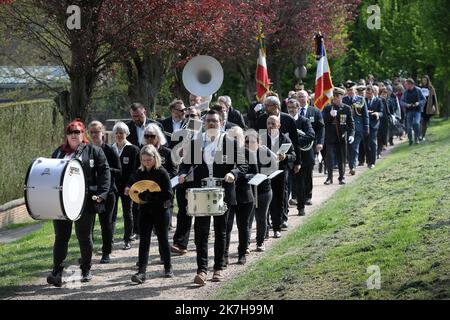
[182, 55, 224, 99]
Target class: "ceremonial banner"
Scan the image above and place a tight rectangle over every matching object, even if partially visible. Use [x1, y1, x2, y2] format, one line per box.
[314, 33, 334, 110]
[256, 23, 271, 102]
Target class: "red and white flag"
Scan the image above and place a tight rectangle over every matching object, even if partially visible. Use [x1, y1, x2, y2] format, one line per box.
[314, 33, 334, 110]
[256, 26, 270, 102]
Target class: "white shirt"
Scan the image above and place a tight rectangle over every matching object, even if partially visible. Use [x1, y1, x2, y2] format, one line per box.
[112, 140, 132, 157]
[299, 105, 308, 117]
[172, 118, 183, 132]
[135, 117, 147, 146]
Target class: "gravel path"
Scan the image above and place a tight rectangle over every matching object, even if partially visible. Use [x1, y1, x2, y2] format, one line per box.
[5, 142, 400, 300]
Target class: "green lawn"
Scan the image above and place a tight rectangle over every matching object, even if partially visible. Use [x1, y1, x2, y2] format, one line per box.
[215, 119, 450, 300]
[0, 207, 125, 298]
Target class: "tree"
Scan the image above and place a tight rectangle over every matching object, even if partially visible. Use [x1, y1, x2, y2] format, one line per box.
[0, 0, 165, 123]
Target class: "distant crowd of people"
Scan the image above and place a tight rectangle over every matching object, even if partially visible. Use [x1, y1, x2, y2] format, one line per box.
[45, 73, 439, 287]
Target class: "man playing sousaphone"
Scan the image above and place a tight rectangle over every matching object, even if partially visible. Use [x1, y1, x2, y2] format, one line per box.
[178, 110, 248, 285]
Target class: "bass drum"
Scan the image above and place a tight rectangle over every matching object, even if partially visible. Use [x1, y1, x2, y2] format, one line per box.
[24, 157, 86, 221]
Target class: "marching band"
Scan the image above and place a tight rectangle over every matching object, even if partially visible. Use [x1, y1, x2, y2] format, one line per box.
[23, 56, 432, 288]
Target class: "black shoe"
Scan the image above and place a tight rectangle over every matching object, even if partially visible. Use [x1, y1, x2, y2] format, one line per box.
[339, 179, 346, 185]
[100, 254, 110, 264]
[324, 178, 333, 185]
[131, 272, 146, 284]
[349, 168, 356, 176]
[358, 162, 365, 166]
[237, 255, 246, 265]
[164, 268, 174, 278]
[305, 199, 312, 206]
[281, 222, 288, 230]
[46, 269, 63, 287]
[298, 208, 305, 216]
[123, 242, 131, 250]
[81, 270, 92, 282]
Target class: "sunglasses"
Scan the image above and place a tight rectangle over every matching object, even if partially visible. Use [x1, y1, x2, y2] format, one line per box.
[187, 114, 198, 118]
[174, 108, 186, 113]
[144, 134, 157, 139]
[67, 130, 81, 135]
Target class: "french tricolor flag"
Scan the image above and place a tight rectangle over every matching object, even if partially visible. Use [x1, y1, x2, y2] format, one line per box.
[314, 33, 334, 111]
[256, 27, 270, 102]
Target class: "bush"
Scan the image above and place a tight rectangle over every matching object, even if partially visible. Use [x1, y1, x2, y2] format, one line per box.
[0, 100, 64, 205]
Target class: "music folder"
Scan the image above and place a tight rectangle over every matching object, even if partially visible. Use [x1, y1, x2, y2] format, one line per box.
[170, 176, 180, 188]
[247, 174, 268, 186]
[277, 143, 292, 155]
[267, 170, 284, 180]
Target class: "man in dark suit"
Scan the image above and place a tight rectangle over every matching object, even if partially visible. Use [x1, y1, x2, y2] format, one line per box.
[158, 99, 187, 149]
[365, 85, 384, 168]
[218, 95, 247, 129]
[125, 102, 163, 148]
[323, 87, 355, 185]
[178, 110, 248, 285]
[262, 115, 296, 237]
[294, 114, 316, 216]
[256, 95, 301, 228]
[210, 103, 238, 131]
[296, 90, 324, 205]
[344, 82, 369, 175]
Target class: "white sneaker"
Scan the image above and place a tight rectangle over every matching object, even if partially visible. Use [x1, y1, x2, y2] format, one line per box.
[256, 244, 265, 252]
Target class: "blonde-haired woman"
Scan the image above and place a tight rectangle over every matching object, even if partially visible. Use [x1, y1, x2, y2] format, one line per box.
[125, 145, 173, 283]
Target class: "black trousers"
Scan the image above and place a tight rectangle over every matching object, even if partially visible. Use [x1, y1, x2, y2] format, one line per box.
[132, 202, 140, 235]
[304, 164, 313, 200]
[112, 190, 134, 242]
[368, 128, 378, 166]
[326, 142, 346, 181]
[52, 205, 95, 272]
[173, 186, 192, 250]
[138, 208, 171, 273]
[225, 202, 253, 258]
[269, 172, 287, 231]
[295, 164, 313, 210]
[282, 169, 290, 224]
[248, 190, 272, 246]
[92, 192, 116, 255]
[194, 208, 229, 274]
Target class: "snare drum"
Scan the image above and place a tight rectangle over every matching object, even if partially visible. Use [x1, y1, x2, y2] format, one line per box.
[186, 188, 227, 217]
[24, 157, 87, 221]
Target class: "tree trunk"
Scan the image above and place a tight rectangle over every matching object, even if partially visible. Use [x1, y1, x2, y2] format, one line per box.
[54, 71, 97, 125]
[125, 51, 174, 114]
[237, 62, 256, 103]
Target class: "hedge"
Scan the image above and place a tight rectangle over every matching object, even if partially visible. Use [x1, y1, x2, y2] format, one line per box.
[0, 100, 64, 205]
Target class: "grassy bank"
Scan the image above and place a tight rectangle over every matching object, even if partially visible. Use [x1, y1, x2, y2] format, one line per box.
[0, 210, 125, 298]
[216, 119, 450, 300]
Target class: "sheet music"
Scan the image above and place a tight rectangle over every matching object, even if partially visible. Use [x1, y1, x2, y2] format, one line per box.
[277, 143, 292, 155]
[248, 174, 268, 186]
[170, 176, 180, 188]
[267, 170, 284, 180]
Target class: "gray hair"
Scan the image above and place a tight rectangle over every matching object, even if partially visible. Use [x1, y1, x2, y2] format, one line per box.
[112, 121, 130, 136]
[88, 120, 105, 132]
[143, 123, 167, 146]
[264, 95, 281, 107]
[218, 95, 232, 108]
[287, 99, 300, 108]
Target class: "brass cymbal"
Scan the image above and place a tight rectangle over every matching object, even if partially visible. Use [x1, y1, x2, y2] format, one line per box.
[129, 180, 161, 204]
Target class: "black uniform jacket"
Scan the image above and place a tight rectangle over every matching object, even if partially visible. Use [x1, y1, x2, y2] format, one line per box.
[179, 133, 249, 206]
[256, 112, 301, 166]
[115, 143, 140, 193]
[261, 131, 296, 171]
[295, 115, 316, 167]
[304, 105, 325, 149]
[323, 103, 355, 144]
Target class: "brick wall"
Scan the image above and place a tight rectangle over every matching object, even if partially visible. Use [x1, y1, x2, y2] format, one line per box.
[0, 198, 34, 228]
